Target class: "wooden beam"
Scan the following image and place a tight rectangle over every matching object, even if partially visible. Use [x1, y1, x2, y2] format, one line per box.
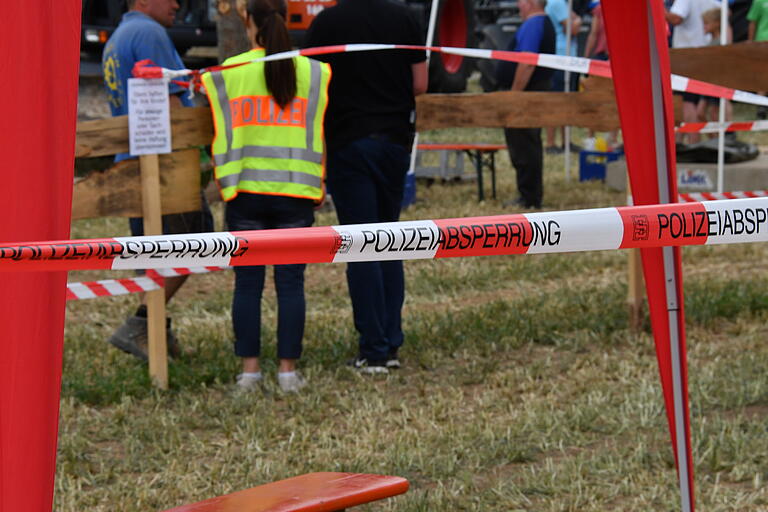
[416, 91, 621, 131]
[75, 107, 213, 158]
[670, 42, 768, 92]
[71, 148, 201, 220]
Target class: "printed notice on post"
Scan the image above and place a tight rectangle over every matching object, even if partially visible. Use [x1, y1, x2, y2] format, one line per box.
[128, 78, 171, 156]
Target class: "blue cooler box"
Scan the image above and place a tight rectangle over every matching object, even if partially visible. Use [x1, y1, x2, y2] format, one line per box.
[579, 150, 623, 181]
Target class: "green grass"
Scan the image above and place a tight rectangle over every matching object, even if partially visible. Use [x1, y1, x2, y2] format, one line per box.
[55, 99, 768, 510]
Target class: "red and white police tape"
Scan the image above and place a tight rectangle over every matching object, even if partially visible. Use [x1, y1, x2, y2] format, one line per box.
[133, 44, 768, 107]
[677, 190, 768, 203]
[8, 198, 768, 273]
[66, 192, 768, 299]
[677, 120, 768, 134]
[65, 266, 225, 301]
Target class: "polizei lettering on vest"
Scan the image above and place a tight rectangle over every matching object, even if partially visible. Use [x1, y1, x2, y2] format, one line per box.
[438, 220, 561, 250]
[119, 236, 242, 260]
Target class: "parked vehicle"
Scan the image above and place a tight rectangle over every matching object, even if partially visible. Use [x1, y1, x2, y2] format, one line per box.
[80, 0, 589, 92]
[80, 0, 217, 57]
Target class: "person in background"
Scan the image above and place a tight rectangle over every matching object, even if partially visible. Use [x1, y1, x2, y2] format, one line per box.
[545, 0, 582, 154]
[201, 0, 331, 393]
[665, 0, 720, 143]
[102, 0, 214, 361]
[748, 0, 768, 41]
[582, 1, 617, 149]
[747, 0, 768, 118]
[304, 0, 428, 375]
[700, 7, 734, 129]
[584, 1, 607, 60]
[497, 0, 556, 209]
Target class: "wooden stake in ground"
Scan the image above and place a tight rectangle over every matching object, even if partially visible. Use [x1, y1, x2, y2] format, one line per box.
[139, 153, 169, 389]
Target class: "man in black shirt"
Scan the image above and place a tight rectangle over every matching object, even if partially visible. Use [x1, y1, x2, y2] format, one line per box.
[496, 0, 555, 209]
[305, 0, 428, 374]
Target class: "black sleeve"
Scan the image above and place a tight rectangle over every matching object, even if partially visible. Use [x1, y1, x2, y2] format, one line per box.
[404, 8, 427, 63]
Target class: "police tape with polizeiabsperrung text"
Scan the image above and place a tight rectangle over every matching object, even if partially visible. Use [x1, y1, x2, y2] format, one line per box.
[7, 197, 768, 273]
[64, 193, 768, 300]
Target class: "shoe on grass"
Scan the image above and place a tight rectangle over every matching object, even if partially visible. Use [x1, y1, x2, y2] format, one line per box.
[236, 373, 263, 392]
[386, 350, 401, 369]
[545, 145, 564, 155]
[347, 356, 389, 375]
[278, 371, 307, 393]
[107, 315, 181, 361]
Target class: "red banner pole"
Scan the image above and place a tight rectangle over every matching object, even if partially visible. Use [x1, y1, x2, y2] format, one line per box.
[602, 1, 694, 510]
[0, 1, 81, 510]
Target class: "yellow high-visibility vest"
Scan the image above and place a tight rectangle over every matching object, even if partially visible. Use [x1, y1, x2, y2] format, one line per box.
[202, 48, 331, 202]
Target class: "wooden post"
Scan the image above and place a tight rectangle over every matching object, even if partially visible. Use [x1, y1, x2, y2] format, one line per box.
[139, 153, 169, 389]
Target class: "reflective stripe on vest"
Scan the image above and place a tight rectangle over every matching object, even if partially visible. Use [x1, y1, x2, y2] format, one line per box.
[218, 168, 323, 189]
[204, 56, 327, 201]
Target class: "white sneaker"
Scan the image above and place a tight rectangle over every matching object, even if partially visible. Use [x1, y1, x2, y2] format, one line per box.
[278, 371, 307, 393]
[236, 373, 263, 392]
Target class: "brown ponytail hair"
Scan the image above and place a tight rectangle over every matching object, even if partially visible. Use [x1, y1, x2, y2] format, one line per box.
[247, 0, 296, 109]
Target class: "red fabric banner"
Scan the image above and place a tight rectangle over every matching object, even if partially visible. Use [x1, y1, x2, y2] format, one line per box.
[602, 1, 694, 510]
[0, 1, 81, 510]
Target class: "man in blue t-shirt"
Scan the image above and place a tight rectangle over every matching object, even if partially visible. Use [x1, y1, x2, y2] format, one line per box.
[103, 0, 193, 159]
[101, 0, 213, 361]
[496, 0, 555, 209]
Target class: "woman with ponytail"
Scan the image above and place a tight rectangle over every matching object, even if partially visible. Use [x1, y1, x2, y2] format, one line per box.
[201, 0, 331, 393]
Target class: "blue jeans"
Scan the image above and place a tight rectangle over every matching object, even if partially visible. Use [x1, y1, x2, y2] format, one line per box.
[327, 135, 410, 363]
[225, 194, 314, 359]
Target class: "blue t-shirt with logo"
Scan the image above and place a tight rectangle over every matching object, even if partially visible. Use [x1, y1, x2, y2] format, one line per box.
[102, 12, 191, 160]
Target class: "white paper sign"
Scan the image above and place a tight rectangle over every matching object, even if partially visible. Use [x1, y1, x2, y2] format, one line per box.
[127, 78, 172, 156]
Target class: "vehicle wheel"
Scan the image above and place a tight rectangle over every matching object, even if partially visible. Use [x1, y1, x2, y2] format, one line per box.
[428, 0, 476, 93]
[476, 23, 513, 92]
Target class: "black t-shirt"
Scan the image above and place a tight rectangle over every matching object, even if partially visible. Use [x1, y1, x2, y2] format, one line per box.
[304, 0, 427, 150]
[496, 14, 556, 91]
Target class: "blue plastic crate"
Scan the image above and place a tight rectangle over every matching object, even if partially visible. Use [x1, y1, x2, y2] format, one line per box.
[579, 150, 623, 182]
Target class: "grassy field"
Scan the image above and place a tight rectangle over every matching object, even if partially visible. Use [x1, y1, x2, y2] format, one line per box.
[56, 115, 768, 510]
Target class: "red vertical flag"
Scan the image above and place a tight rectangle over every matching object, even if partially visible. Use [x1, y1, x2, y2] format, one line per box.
[0, 1, 81, 510]
[602, 1, 694, 510]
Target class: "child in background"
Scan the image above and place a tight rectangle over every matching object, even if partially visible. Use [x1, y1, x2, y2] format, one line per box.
[700, 7, 733, 131]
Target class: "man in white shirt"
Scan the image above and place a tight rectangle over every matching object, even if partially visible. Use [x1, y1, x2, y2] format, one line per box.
[667, 0, 717, 47]
[666, 0, 719, 142]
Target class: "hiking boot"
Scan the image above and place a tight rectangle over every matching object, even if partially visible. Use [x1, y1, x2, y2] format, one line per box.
[107, 316, 181, 361]
[347, 356, 389, 375]
[278, 371, 307, 393]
